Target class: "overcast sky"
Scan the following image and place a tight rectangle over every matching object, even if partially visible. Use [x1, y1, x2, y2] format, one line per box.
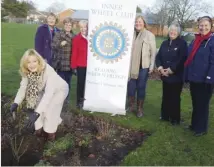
[34, 0, 156, 10]
[33, 0, 214, 17]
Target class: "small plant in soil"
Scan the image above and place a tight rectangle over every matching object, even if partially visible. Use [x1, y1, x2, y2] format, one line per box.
[7, 134, 28, 164]
[34, 160, 51, 166]
[95, 118, 116, 140]
[5, 102, 29, 164]
[78, 134, 92, 147]
[43, 133, 74, 157]
[115, 140, 125, 148]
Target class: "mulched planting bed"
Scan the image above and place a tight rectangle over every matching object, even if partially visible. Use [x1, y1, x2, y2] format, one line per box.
[1, 94, 149, 166]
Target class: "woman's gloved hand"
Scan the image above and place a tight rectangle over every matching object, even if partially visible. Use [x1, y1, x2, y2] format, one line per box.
[25, 108, 40, 129]
[10, 103, 18, 113]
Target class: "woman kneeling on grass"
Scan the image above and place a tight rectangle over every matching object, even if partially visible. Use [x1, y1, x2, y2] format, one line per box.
[10, 49, 69, 141]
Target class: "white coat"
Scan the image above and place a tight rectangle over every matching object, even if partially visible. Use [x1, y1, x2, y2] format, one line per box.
[14, 64, 69, 133]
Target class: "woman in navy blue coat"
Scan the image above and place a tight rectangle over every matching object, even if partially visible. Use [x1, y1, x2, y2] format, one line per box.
[156, 23, 188, 125]
[185, 16, 214, 136]
[35, 13, 60, 66]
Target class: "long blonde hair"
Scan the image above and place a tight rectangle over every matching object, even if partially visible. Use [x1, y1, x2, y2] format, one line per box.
[135, 15, 147, 30]
[19, 49, 46, 76]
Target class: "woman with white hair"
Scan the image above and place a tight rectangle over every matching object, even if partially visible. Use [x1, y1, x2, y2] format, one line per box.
[71, 20, 88, 109]
[156, 22, 188, 125]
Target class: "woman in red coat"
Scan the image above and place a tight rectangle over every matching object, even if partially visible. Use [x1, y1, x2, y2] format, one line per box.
[71, 20, 88, 109]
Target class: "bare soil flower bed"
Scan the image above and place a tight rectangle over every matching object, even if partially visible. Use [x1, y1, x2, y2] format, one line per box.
[1, 94, 150, 166]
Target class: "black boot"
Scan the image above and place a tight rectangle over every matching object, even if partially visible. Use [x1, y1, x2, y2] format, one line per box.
[77, 98, 85, 110]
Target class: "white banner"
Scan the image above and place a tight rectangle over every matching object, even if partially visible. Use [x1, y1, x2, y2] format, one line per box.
[83, 0, 137, 115]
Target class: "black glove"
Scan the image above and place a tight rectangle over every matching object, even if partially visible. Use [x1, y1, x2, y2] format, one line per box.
[10, 103, 18, 113]
[25, 109, 40, 129]
[72, 69, 77, 76]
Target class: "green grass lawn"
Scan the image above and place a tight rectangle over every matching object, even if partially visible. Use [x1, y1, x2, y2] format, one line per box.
[1, 23, 214, 165]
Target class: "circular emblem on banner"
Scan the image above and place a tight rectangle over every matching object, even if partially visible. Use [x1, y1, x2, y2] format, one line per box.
[89, 22, 129, 63]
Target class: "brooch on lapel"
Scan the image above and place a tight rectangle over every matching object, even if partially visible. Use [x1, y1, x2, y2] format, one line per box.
[174, 48, 178, 51]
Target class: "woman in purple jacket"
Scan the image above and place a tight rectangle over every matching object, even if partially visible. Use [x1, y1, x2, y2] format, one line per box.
[35, 13, 60, 65]
[185, 16, 214, 136]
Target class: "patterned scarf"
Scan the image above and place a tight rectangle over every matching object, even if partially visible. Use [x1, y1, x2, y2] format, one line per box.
[26, 72, 43, 109]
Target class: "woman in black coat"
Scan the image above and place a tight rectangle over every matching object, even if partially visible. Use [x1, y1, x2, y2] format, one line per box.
[156, 23, 188, 125]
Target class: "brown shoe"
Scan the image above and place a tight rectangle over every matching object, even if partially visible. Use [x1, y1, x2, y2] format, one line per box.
[35, 128, 47, 138]
[128, 96, 135, 113]
[47, 133, 56, 141]
[137, 100, 144, 117]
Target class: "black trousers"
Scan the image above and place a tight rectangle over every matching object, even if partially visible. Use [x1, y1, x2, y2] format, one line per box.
[190, 82, 213, 133]
[77, 67, 87, 104]
[57, 70, 72, 101]
[161, 81, 183, 123]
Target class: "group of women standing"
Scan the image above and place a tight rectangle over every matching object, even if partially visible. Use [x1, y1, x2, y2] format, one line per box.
[35, 13, 88, 109]
[10, 13, 89, 141]
[10, 13, 213, 141]
[156, 16, 214, 136]
[129, 15, 213, 137]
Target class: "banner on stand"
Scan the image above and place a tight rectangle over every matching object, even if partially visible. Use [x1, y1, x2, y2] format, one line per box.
[83, 0, 137, 115]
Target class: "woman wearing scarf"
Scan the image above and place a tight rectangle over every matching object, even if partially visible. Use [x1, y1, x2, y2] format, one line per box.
[156, 23, 188, 125]
[35, 13, 60, 66]
[128, 15, 156, 117]
[10, 49, 69, 141]
[185, 16, 214, 136]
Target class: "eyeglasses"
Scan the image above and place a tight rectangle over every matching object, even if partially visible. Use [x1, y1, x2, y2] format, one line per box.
[65, 23, 72, 27]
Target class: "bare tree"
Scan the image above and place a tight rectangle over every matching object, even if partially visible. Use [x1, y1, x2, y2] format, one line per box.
[150, 0, 169, 36]
[170, 0, 211, 29]
[45, 2, 66, 13]
[150, 0, 212, 32]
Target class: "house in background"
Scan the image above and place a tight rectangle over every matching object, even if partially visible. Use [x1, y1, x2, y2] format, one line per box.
[70, 11, 168, 36]
[136, 13, 168, 36]
[57, 8, 75, 25]
[185, 18, 214, 33]
[70, 10, 214, 35]
[71, 10, 89, 20]
[2, 10, 48, 24]
[27, 10, 48, 23]
[71, 10, 89, 29]
[27, 9, 75, 25]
